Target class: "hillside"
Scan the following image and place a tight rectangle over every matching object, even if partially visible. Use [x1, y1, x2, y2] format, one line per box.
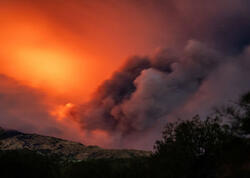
[0, 127, 151, 161]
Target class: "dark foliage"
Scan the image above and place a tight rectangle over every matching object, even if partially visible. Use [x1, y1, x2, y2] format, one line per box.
[214, 92, 250, 135]
[0, 150, 61, 178]
[62, 158, 150, 178]
[152, 116, 250, 178]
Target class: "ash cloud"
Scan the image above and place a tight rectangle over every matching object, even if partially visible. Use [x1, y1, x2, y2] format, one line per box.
[72, 0, 250, 150]
[131, 0, 250, 53]
[77, 40, 250, 150]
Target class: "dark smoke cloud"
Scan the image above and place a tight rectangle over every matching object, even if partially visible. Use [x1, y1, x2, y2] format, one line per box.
[76, 40, 250, 150]
[177, 46, 250, 118]
[130, 0, 250, 52]
[74, 0, 250, 150]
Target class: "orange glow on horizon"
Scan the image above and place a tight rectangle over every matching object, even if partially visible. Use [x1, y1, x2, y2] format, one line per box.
[51, 102, 75, 121]
[90, 129, 112, 146]
[0, 4, 102, 101]
[6, 47, 85, 95]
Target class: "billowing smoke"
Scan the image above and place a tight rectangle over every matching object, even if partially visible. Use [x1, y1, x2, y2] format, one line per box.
[75, 40, 250, 149]
[70, 0, 250, 150]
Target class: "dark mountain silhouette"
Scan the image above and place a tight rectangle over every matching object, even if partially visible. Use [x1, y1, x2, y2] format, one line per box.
[0, 127, 150, 161]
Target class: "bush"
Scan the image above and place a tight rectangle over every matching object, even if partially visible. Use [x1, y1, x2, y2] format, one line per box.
[0, 150, 61, 178]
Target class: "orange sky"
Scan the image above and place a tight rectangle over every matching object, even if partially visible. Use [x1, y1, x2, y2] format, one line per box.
[0, 0, 172, 103]
[0, 2, 101, 101]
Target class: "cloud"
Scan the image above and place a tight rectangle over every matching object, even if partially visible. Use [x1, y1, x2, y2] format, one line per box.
[75, 40, 250, 150]
[178, 46, 250, 118]
[73, 0, 250, 150]
[128, 0, 250, 52]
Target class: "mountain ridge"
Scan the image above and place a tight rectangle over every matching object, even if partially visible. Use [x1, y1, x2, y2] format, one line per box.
[0, 127, 151, 161]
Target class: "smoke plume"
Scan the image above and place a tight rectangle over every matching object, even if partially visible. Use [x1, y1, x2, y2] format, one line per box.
[76, 40, 250, 149]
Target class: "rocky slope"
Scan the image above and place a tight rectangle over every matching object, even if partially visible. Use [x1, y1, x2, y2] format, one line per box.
[0, 127, 151, 161]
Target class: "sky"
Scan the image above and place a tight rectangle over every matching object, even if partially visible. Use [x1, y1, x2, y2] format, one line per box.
[1, 0, 250, 150]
